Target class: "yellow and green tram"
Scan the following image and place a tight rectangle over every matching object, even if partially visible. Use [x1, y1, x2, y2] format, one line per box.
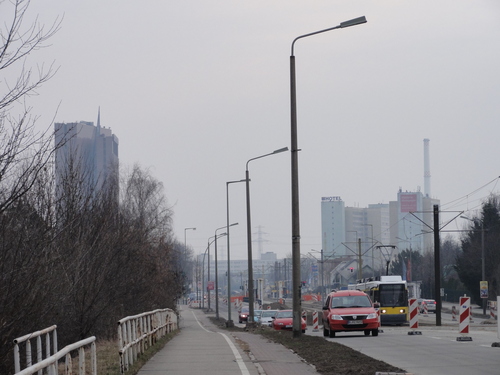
[348, 275, 408, 325]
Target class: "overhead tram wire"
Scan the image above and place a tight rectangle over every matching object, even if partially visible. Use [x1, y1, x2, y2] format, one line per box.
[440, 176, 500, 211]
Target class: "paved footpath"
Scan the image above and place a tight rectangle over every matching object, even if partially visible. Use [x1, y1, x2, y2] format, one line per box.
[137, 305, 318, 375]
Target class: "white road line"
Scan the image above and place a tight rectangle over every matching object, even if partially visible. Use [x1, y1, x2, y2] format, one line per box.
[219, 333, 251, 375]
[191, 311, 251, 375]
[192, 311, 212, 333]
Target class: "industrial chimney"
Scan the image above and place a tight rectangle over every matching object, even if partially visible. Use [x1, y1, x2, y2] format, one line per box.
[423, 138, 431, 198]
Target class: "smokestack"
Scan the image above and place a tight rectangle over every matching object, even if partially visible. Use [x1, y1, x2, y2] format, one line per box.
[423, 138, 431, 198]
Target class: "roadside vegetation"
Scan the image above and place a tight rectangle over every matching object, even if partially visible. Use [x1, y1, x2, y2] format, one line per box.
[0, 2, 187, 373]
[210, 316, 405, 375]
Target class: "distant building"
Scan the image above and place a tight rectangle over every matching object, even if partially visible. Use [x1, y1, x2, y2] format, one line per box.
[54, 110, 119, 195]
[321, 196, 345, 259]
[261, 252, 277, 261]
[320, 190, 439, 278]
[390, 188, 439, 253]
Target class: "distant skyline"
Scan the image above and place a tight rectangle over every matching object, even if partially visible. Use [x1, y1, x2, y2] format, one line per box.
[4, 1, 499, 259]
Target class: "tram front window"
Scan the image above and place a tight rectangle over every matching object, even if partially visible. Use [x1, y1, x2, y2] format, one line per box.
[379, 285, 406, 307]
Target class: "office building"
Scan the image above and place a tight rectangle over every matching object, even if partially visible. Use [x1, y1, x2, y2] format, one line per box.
[54, 110, 119, 195]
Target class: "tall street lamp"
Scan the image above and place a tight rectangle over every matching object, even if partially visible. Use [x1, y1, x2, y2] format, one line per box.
[215, 223, 238, 320]
[184, 227, 196, 296]
[246, 147, 288, 326]
[226, 179, 246, 327]
[203, 233, 226, 310]
[184, 227, 197, 250]
[461, 215, 487, 315]
[290, 16, 367, 337]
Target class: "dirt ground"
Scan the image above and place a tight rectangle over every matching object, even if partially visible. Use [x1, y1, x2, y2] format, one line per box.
[210, 307, 406, 375]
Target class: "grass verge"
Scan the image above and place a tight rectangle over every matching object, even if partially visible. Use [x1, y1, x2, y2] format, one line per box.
[209, 316, 407, 375]
[94, 331, 179, 375]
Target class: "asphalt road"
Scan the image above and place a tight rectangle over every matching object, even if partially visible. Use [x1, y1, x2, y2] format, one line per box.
[212, 297, 500, 375]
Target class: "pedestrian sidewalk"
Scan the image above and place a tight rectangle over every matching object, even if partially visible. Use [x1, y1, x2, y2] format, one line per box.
[137, 305, 318, 375]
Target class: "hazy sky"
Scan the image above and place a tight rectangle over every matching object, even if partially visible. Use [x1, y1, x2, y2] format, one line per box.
[5, 1, 500, 260]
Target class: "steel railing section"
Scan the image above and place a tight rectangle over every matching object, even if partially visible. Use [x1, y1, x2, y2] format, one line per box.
[14, 336, 96, 375]
[13, 325, 58, 374]
[117, 308, 178, 373]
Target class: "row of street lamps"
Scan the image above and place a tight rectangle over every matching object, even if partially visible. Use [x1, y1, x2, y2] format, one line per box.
[187, 15, 368, 336]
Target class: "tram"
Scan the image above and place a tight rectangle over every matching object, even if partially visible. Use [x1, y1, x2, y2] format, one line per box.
[348, 275, 408, 325]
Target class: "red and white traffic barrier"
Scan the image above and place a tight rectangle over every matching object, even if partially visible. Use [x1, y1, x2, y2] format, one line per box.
[452, 306, 457, 321]
[490, 301, 497, 320]
[422, 302, 428, 316]
[408, 298, 421, 335]
[457, 296, 473, 341]
[312, 311, 319, 332]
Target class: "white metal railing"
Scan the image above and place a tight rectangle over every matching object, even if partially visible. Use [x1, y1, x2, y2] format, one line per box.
[14, 336, 96, 375]
[118, 308, 178, 373]
[14, 325, 58, 374]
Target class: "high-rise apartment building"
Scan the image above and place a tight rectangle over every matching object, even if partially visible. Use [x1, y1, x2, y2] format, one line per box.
[54, 111, 119, 195]
[320, 190, 440, 277]
[321, 196, 346, 259]
[390, 189, 439, 253]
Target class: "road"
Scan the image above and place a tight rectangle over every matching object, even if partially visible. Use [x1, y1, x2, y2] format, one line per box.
[211, 297, 500, 374]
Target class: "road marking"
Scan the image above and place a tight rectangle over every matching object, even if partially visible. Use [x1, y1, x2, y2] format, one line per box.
[191, 311, 251, 375]
[192, 311, 212, 333]
[219, 333, 251, 375]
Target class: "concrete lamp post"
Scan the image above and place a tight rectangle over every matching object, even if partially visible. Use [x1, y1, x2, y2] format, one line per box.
[290, 16, 367, 337]
[226, 179, 246, 327]
[246, 147, 288, 327]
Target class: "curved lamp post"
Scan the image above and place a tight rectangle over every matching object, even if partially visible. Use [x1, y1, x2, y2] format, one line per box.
[246, 147, 288, 327]
[215, 222, 238, 319]
[203, 233, 226, 310]
[290, 16, 367, 337]
[184, 227, 196, 297]
[226, 179, 246, 327]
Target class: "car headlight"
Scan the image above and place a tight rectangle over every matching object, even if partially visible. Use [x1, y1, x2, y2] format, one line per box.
[366, 313, 378, 319]
[399, 309, 405, 314]
[277, 322, 284, 326]
[381, 309, 387, 314]
[330, 315, 343, 321]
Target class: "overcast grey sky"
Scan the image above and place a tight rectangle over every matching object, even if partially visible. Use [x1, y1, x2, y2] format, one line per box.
[6, 0, 500, 259]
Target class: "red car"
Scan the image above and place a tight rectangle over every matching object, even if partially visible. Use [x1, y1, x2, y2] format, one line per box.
[322, 290, 380, 337]
[272, 310, 306, 333]
[238, 306, 249, 323]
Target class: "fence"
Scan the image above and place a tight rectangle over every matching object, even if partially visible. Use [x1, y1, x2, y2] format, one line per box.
[14, 336, 96, 375]
[118, 308, 178, 373]
[14, 325, 58, 374]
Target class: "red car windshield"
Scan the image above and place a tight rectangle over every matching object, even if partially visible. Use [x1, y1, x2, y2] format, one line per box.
[276, 311, 293, 319]
[331, 295, 371, 308]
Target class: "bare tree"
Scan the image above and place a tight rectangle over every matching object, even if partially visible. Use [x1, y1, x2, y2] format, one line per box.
[0, 0, 61, 213]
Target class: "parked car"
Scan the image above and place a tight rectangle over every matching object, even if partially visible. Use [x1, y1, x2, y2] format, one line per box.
[272, 310, 306, 333]
[253, 310, 263, 322]
[260, 309, 277, 327]
[238, 306, 249, 323]
[322, 289, 380, 337]
[419, 299, 436, 313]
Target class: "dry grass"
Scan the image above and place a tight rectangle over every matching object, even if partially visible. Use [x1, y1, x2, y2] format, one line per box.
[210, 316, 406, 375]
[57, 332, 178, 375]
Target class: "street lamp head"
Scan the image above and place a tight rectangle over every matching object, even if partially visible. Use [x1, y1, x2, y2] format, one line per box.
[340, 16, 367, 28]
[273, 147, 289, 154]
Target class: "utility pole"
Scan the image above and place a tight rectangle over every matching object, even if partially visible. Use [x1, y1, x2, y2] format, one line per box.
[433, 204, 442, 326]
[357, 238, 363, 280]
